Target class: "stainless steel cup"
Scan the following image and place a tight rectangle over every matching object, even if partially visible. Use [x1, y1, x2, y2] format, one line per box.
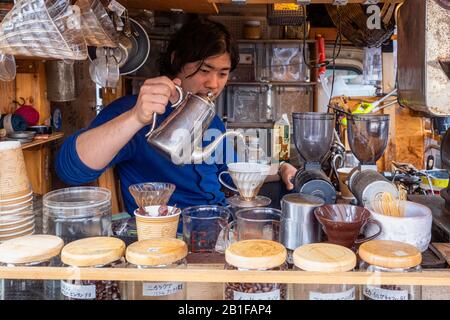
[280, 193, 325, 250]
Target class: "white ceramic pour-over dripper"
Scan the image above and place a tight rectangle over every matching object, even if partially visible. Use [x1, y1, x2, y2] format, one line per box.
[219, 162, 271, 201]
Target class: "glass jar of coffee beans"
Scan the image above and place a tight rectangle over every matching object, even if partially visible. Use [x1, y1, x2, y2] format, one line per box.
[60, 237, 125, 300]
[359, 240, 422, 300]
[224, 239, 288, 300]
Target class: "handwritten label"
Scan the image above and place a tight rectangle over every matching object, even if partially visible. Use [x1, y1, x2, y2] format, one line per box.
[61, 281, 96, 300]
[363, 285, 409, 300]
[309, 287, 356, 300]
[142, 282, 183, 297]
[234, 289, 280, 300]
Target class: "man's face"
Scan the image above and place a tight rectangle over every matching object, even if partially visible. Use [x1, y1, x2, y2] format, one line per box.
[176, 53, 231, 99]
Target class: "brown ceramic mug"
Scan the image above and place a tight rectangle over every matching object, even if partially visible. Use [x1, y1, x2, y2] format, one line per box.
[314, 204, 382, 249]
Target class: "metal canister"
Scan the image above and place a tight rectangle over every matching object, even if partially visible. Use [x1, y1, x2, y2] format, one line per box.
[45, 60, 77, 102]
[280, 193, 325, 252]
[293, 169, 337, 204]
[348, 169, 398, 207]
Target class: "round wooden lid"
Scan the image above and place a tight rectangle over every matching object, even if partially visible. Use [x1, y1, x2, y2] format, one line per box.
[126, 238, 188, 266]
[358, 240, 422, 269]
[61, 237, 125, 267]
[293, 243, 356, 272]
[225, 240, 286, 269]
[0, 235, 64, 264]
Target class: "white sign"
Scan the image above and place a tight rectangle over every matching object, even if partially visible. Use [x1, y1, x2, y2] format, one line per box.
[309, 287, 356, 300]
[142, 282, 183, 297]
[363, 285, 409, 300]
[233, 289, 280, 300]
[61, 281, 96, 300]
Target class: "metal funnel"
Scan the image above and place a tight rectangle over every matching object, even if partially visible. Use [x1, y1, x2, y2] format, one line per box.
[227, 162, 271, 201]
[129, 182, 175, 208]
[292, 112, 335, 164]
[347, 114, 389, 165]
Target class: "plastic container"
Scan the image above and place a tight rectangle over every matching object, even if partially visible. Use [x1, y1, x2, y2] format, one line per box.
[272, 113, 290, 162]
[359, 240, 422, 300]
[43, 187, 112, 243]
[60, 236, 125, 300]
[123, 238, 188, 300]
[224, 239, 288, 300]
[293, 243, 357, 300]
[0, 235, 64, 300]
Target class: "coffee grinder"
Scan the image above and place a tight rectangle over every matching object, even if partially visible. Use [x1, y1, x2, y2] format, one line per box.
[292, 112, 337, 204]
[346, 114, 399, 206]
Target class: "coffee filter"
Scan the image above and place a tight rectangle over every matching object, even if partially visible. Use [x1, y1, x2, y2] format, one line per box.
[129, 182, 176, 208]
[228, 163, 270, 201]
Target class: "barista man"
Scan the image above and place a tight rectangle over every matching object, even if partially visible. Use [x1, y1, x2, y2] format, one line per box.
[56, 18, 297, 216]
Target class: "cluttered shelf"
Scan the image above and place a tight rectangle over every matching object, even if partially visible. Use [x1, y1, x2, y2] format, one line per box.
[227, 81, 317, 86]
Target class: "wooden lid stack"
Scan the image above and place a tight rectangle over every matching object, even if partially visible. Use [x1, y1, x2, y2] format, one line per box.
[225, 239, 287, 269]
[126, 238, 188, 266]
[61, 236, 125, 267]
[293, 243, 356, 272]
[0, 141, 34, 242]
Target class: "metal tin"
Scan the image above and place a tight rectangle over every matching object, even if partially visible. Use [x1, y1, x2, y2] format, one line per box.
[280, 193, 324, 250]
[293, 169, 337, 204]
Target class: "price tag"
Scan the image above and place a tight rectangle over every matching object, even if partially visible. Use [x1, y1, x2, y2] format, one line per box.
[108, 0, 126, 17]
[363, 285, 409, 300]
[274, 3, 300, 11]
[309, 287, 356, 300]
[142, 282, 183, 297]
[233, 289, 280, 300]
[61, 281, 96, 300]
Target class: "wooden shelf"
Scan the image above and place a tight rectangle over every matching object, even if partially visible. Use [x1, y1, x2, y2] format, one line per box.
[211, 0, 404, 4]
[21, 132, 64, 150]
[227, 81, 316, 86]
[237, 39, 316, 44]
[227, 122, 274, 128]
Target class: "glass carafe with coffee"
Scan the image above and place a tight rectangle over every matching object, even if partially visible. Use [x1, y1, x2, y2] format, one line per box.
[291, 112, 337, 204]
[345, 114, 398, 207]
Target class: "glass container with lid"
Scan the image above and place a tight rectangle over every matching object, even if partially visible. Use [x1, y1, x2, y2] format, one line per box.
[0, 235, 64, 300]
[293, 243, 357, 300]
[60, 236, 125, 300]
[43, 187, 112, 244]
[359, 240, 422, 300]
[224, 239, 287, 300]
[123, 238, 188, 300]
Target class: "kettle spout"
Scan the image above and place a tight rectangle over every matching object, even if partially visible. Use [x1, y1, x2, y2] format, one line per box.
[191, 131, 244, 163]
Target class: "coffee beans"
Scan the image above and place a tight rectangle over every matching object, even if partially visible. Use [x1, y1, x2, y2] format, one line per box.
[225, 282, 287, 300]
[62, 279, 121, 300]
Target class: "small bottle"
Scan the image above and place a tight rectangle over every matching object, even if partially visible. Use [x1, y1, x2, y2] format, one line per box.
[272, 113, 290, 163]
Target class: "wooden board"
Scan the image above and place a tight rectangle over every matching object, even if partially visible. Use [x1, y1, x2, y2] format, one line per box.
[119, 0, 218, 14]
[0, 80, 16, 114]
[433, 243, 450, 266]
[23, 146, 50, 195]
[21, 132, 64, 150]
[210, 0, 404, 3]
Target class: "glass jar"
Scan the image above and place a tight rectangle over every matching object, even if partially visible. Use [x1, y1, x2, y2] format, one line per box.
[60, 236, 125, 300]
[224, 239, 287, 300]
[293, 243, 357, 300]
[123, 238, 187, 300]
[359, 240, 422, 300]
[243, 20, 261, 40]
[43, 187, 112, 244]
[0, 235, 64, 300]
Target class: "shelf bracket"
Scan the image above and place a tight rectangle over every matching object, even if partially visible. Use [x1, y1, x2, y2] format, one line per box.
[231, 0, 246, 5]
[296, 0, 311, 5]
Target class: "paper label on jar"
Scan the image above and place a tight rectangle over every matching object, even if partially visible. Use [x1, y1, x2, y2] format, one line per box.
[142, 282, 183, 297]
[363, 285, 409, 300]
[61, 281, 96, 300]
[309, 287, 355, 300]
[233, 289, 280, 300]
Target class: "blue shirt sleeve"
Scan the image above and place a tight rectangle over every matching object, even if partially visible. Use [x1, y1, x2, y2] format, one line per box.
[55, 96, 138, 185]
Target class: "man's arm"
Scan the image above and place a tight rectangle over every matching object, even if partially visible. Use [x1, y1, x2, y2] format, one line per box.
[76, 77, 181, 170]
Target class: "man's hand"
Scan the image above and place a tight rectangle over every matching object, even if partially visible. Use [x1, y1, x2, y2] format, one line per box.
[279, 163, 297, 191]
[131, 76, 182, 125]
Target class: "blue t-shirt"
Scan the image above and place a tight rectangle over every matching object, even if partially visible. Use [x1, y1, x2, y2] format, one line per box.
[55, 95, 236, 215]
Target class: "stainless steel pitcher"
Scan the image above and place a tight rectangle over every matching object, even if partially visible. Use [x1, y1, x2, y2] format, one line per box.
[145, 85, 243, 164]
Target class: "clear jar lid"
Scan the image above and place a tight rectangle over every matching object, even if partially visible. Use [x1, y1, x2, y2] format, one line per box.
[225, 239, 286, 269]
[126, 238, 187, 266]
[358, 240, 422, 269]
[0, 235, 64, 264]
[43, 187, 111, 211]
[61, 237, 125, 267]
[293, 243, 356, 272]
[245, 20, 261, 27]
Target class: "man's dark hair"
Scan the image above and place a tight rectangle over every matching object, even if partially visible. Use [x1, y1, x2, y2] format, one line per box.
[161, 18, 239, 78]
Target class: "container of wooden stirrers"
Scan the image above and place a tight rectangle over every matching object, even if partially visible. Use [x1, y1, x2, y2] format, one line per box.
[364, 200, 432, 252]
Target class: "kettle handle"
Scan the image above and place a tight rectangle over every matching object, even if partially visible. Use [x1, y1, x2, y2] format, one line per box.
[145, 85, 184, 138]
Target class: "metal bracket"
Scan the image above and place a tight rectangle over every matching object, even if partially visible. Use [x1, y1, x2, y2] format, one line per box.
[231, 0, 246, 5]
[363, 0, 380, 4]
[333, 0, 348, 5]
[296, 0, 311, 5]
